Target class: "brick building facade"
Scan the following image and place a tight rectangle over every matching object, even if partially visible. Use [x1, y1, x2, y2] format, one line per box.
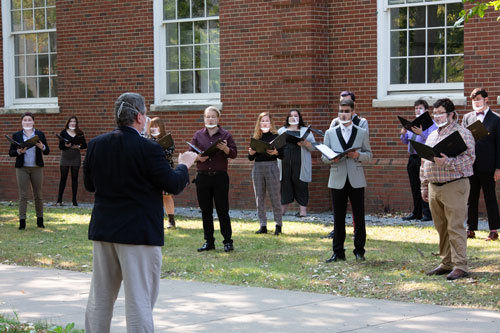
[1, 0, 499, 214]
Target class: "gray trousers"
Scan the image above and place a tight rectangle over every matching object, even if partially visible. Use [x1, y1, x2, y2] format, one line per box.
[252, 161, 282, 226]
[85, 241, 162, 333]
[15, 167, 43, 219]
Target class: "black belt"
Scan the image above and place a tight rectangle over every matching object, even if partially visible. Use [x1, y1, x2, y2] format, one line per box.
[198, 171, 226, 176]
[432, 177, 464, 187]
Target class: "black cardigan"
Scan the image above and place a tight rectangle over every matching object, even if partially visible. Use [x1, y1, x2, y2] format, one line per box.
[8, 129, 50, 168]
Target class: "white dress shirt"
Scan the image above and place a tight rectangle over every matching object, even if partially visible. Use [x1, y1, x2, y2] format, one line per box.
[341, 123, 353, 143]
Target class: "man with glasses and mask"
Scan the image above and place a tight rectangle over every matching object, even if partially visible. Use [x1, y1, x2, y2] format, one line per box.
[83, 92, 197, 332]
[462, 88, 500, 241]
[421, 98, 475, 280]
[322, 98, 372, 263]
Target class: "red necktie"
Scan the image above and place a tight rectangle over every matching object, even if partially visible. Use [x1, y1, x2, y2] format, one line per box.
[477, 111, 484, 116]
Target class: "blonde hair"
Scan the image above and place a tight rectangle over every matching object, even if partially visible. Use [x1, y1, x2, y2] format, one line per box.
[253, 112, 278, 139]
[204, 106, 221, 117]
[147, 117, 166, 138]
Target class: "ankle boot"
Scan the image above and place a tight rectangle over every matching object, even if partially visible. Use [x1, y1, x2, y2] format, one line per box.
[255, 226, 267, 234]
[167, 214, 176, 229]
[274, 225, 282, 236]
[19, 219, 26, 230]
[37, 217, 45, 228]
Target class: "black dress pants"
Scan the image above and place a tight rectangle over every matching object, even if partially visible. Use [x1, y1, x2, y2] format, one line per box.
[407, 154, 431, 218]
[57, 165, 80, 204]
[331, 177, 366, 256]
[196, 172, 233, 244]
[467, 167, 500, 231]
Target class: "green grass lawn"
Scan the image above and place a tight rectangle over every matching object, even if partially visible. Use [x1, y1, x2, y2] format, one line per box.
[0, 204, 499, 311]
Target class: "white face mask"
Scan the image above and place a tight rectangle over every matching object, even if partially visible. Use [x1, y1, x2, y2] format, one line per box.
[23, 126, 33, 131]
[289, 117, 299, 125]
[433, 114, 449, 128]
[205, 124, 217, 129]
[472, 101, 484, 112]
[68, 126, 76, 130]
[151, 128, 160, 137]
[415, 108, 425, 116]
[260, 127, 270, 133]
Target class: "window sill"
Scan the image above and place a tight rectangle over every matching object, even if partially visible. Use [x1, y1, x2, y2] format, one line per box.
[150, 101, 222, 112]
[0, 104, 60, 114]
[372, 95, 466, 108]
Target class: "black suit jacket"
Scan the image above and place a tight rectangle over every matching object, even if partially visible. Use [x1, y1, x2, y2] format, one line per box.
[83, 126, 190, 246]
[463, 109, 500, 173]
[8, 129, 50, 168]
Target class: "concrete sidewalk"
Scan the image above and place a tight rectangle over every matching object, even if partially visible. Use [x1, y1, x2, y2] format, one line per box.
[1, 264, 499, 332]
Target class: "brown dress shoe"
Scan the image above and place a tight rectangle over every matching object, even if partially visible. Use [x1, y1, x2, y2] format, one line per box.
[447, 268, 469, 280]
[426, 266, 452, 276]
[467, 230, 475, 239]
[485, 231, 499, 241]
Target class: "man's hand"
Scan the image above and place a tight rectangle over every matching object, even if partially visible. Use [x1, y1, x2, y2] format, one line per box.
[347, 151, 360, 159]
[196, 155, 209, 163]
[422, 190, 429, 202]
[433, 153, 448, 167]
[216, 140, 229, 154]
[494, 169, 500, 182]
[178, 151, 198, 168]
[411, 125, 423, 135]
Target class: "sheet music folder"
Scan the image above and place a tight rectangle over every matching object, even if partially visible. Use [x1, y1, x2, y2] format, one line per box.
[187, 138, 223, 156]
[5, 134, 39, 149]
[249, 133, 287, 153]
[56, 133, 85, 145]
[286, 126, 312, 144]
[157, 134, 174, 150]
[313, 143, 361, 160]
[398, 112, 434, 132]
[466, 120, 489, 141]
[410, 131, 467, 162]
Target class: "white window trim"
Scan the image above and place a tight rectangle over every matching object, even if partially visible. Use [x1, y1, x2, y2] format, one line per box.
[374, 0, 464, 108]
[1, 0, 58, 113]
[152, 0, 221, 110]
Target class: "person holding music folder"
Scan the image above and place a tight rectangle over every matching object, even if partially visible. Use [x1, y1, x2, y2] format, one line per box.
[8, 112, 50, 230]
[248, 112, 284, 235]
[190, 106, 237, 252]
[278, 109, 316, 218]
[400, 100, 437, 222]
[56, 116, 87, 207]
[322, 99, 372, 263]
[420, 98, 475, 280]
[330, 91, 368, 132]
[146, 117, 177, 229]
[461, 88, 500, 241]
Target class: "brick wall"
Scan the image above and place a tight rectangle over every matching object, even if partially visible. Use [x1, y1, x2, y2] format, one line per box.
[1, 1, 499, 215]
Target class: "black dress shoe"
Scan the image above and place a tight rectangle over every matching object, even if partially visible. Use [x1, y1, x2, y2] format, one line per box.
[19, 219, 26, 230]
[320, 230, 335, 239]
[426, 266, 452, 276]
[447, 268, 469, 280]
[255, 226, 267, 234]
[355, 254, 366, 262]
[402, 214, 422, 221]
[274, 225, 282, 236]
[197, 243, 215, 252]
[37, 217, 45, 228]
[325, 253, 346, 263]
[421, 216, 432, 221]
[223, 243, 234, 252]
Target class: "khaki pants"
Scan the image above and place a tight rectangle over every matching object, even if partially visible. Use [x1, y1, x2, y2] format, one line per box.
[15, 167, 43, 219]
[85, 241, 162, 333]
[428, 178, 469, 272]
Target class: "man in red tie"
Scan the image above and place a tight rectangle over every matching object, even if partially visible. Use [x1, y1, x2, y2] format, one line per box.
[461, 88, 500, 241]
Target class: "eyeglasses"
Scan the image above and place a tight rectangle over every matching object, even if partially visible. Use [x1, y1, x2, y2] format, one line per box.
[432, 112, 447, 116]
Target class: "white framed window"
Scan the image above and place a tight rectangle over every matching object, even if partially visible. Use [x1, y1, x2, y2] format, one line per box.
[153, 0, 220, 108]
[375, 0, 464, 107]
[1, 0, 58, 111]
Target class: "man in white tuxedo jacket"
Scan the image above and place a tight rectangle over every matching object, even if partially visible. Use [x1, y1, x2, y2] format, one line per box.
[322, 99, 372, 262]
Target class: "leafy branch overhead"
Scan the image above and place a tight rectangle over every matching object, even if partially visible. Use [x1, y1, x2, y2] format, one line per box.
[456, 0, 500, 26]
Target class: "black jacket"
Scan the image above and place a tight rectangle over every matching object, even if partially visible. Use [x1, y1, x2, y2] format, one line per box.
[83, 126, 190, 246]
[8, 129, 50, 168]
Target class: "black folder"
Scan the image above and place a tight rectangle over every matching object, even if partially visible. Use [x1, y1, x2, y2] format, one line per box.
[187, 138, 223, 157]
[156, 133, 174, 150]
[410, 131, 467, 162]
[56, 133, 85, 146]
[5, 134, 39, 149]
[466, 120, 489, 141]
[249, 133, 287, 153]
[313, 143, 361, 160]
[285, 126, 312, 144]
[398, 112, 434, 132]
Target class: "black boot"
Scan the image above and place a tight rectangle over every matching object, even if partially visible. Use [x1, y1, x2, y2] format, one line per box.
[274, 225, 282, 236]
[19, 219, 26, 230]
[255, 226, 267, 234]
[37, 217, 45, 228]
[167, 214, 176, 229]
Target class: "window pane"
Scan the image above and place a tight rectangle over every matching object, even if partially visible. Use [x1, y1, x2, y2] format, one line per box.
[178, 0, 190, 19]
[15, 55, 25, 76]
[26, 33, 36, 53]
[22, 0, 32, 8]
[409, 29, 425, 56]
[409, 57, 425, 83]
[23, 9, 34, 31]
[12, 10, 22, 31]
[390, 8, 406, 29]
[195, 21, 207, 44]
[390, 31, 406, 57]
[447, 2, 463, 26]
[167, 71, 179, 94]
[180, 46, 193, 69]
[35, 8, 45, 30]
[447, 27, 463, 55]
[38, 54, 49, 75]
[26, 77, 37, 97]
[409, 6, 425, 28]
[180, 22, 192, 45]
[195, 45, 208, 69]
[447, 56, 463, 82]
[164, 0, 176, 20]
[427, 57, 444, 83]
[26, 55, 36, 75]
[15, 78, 26, 98]
[427, 28, 444, 55]
[209, 20, 219, 43]
[180, 71, 193, 93]
[209, 69, 220, 93]
[167, 47, 179, 70]
[50, 54, 57, 74]
[195, 70, 209, 93]
[390, 58, 406, 84]
[38, 33, 48, 53]
[12, 0, 22, 10]
[47, 0, 55, 5]
[428, 4, 445, 27]
[49, 32, 56, 52]
[50, 76, 57, 97]
[193, 0, 204, 18]
[34, 0, 44, 7]
[46, 7, 56, 28]
[39, 76, 49, 97]
[388, 0, 405, 4]
[166, 23, 178, 46]
[207, 0, 219, 17]
[209, 44, 219, 68]
[14, 35, 25, 54]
